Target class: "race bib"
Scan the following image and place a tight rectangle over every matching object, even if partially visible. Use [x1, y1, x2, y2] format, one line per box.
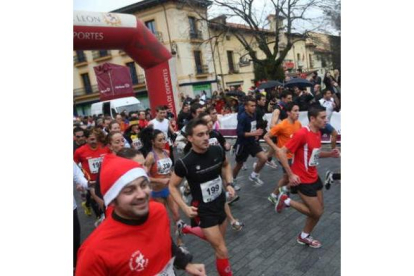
[132, 138, 143, 149]
[88, 157, 103, 174]
[156, 257, 175, 276]
[209, 137, 219, 146]
[200, 176, 223, 203]
[157, 158, 173, 175]
[251, 120, 257, 132]
[308, 148, 321, 166]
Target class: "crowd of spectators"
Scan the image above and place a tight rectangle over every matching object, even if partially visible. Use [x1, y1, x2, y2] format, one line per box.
[73, 68, 341, 135]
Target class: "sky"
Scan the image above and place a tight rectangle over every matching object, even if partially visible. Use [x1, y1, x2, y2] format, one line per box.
[73, 0, 338, 35]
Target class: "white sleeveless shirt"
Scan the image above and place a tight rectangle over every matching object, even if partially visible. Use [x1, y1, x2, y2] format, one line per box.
[150, 118, 169, 138]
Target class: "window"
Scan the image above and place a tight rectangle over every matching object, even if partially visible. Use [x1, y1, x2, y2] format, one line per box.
[99, 50, 109, 57]
[81, 73, 92, 94]
[227, 51, 235, 72]
[126, 62, 139, 85]
[309, 54, 313, 68]
[76, 51, 86, 63]
[189, 17, 197, 34]
[194, 51, 203, 73]
[145, 20, 156, 34]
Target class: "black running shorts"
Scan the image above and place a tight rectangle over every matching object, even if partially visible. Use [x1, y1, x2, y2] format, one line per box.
[235, 142, 263, 163]
[291, 177, 323, 197]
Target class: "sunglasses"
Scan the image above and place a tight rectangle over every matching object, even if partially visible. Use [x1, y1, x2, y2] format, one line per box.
[75, 135, 85, 138]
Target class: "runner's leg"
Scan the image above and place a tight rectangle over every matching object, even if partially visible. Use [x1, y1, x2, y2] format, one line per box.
[202, 222, 232, 276]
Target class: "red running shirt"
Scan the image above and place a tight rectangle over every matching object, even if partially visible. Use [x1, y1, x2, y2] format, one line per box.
[76, 202, 173, 275]
[74, 144, 110, 181]
[285, 126, 321, 184]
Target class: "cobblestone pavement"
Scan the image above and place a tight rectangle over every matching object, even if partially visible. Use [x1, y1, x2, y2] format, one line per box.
[76, 145, 341, 276]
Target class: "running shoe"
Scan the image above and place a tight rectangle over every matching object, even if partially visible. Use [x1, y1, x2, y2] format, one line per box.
[249, 173, 264, 186]
[183, 181, 191, 195]
[227, 194, 240, 205]
[176, 219, 187, 238]
[242, 163, 247, 170]
[265, 160, 278, 169]
[297, 234, 322, 248]
[178, 245, 191, 255]
[232, 180, 241, 191]
[324, 170, 333, 190]
[81, 201, 92, 216]
[280, 186, 291, 197]
[275, 194, 288, 213]
[267, 194, 278, 205]
[179, 186, 189, 204]
[231, 220, 245, 232]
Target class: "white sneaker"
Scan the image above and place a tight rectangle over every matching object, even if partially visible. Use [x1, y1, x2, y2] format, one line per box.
[232, 179, 241, 191]
[249, 173, 264, 186]
[265, 160, 278, 169]
[242, 164, 247, 170]
[179, 186, 189, 204]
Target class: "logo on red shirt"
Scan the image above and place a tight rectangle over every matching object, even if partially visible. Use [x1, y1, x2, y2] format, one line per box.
[129, 250, 149, 272]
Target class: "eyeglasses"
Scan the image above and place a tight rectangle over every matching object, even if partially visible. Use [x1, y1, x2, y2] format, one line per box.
[75, 135, 85, 138]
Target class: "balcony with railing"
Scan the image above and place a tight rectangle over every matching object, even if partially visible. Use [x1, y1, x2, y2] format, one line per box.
[195, 65, 209, 75]
[74, 53, 87, 66]
[189, 30, 203, 41]
[74, 84, 99, 96]
[93, 50, 112, 61]
[131, 74, 146, 86]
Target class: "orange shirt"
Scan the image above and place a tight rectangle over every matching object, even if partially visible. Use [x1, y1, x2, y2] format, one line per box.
[269, 119, 302, 159]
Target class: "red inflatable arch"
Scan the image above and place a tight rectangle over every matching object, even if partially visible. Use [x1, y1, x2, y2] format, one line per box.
[74, 11, 178, 116]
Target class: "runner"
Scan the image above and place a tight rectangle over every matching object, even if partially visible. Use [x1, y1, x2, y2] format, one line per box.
[108, 120, 131, 148]
[263, 90, 294, 168]
[264, 102, 302, 204]
[123, 118, 143, 151]
[74, 128, 110, 220]
[232, 96, 268, 187]
[76, 154, 206, 275]
[143, 128, 186, 247]
[148, 105, 176, 163]
[169, 118, 235, 276]
[73, 126, 86, 153]
[275, 104, 340, 248]
[73, 161, 89, 271]
[183, 112, 244, 231]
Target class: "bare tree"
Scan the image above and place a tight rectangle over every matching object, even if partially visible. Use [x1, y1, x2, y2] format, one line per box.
[185, 0, 326, 80]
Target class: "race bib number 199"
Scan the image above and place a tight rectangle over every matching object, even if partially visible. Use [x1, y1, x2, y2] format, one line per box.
[200, 176, 223, 203]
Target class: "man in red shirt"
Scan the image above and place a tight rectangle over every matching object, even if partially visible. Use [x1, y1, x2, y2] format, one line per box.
[138, 110, 149, 129]
[74, 128, 110, 219]
[276, 104, 340, 248]
[76, 154, 206, 276]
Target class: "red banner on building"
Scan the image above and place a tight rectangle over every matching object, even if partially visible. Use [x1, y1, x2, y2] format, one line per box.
[93, 63, 134, 101]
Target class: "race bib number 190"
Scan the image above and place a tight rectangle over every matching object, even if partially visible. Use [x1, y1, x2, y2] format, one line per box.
[88, 157, 103, 174]
[200, 177, 223, 203]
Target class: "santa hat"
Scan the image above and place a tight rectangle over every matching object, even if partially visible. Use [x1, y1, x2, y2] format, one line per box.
[100, 154, 148, 206]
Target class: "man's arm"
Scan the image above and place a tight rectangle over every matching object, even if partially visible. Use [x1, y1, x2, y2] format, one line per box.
[264, 132, 278, 152]
[330, 129, 338, 149]
[270, 108, 281, 127]
[169, 171, 198, 218]
[276, 146, 301, 185]
[221, 156, 235, 197]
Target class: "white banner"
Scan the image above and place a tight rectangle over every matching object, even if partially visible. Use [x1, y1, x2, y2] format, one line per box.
[218, 111, 341, 134]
